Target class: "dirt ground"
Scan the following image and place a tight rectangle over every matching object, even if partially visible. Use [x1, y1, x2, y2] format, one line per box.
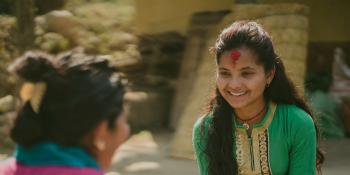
[107, 131, 350, 175]
[1, 130, 349, 175]
[107, 131, 198, 175]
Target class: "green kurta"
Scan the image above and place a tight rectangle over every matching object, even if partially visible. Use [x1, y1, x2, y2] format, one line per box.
[192, 102, 316, 175]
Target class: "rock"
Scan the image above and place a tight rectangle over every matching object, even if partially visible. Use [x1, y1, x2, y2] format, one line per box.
[0, 16, 18, 97]
[74, 31, 100, 53]
[38, 2, 139, 59]
[36, 32, 70, 53]
[111, 51, 140, 67]
[0, 95, 16, 113]
[35, 16, 47, 36]
[108, 32, 138, 50]
[72, 2, 135, 31]
[0, 112, 16, 150]
[45, 10, 84, 42]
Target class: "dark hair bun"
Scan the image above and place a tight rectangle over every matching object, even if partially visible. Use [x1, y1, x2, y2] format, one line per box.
[8, 51, 55, 82]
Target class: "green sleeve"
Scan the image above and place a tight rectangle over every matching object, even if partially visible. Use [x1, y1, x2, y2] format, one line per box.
[192, 116, 210, 175]
[288, 108, 317, 175]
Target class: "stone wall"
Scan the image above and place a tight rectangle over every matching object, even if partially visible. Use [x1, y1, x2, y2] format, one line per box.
[126, 32, 186, 130]
[0, 96, 17, 153]
[0, 16, 18, 97]
[36, 2, 138, 61]
[258, 0, 350, 42]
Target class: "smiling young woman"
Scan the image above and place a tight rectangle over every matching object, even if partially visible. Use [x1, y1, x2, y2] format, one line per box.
[192, 21, 324, 175]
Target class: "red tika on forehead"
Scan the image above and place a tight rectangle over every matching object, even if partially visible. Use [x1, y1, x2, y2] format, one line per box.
[230, 50, 241, 66]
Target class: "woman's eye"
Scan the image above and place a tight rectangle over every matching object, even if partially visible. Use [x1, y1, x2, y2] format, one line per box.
[242, 71, 254, 77]
[219, 71, 231, 77]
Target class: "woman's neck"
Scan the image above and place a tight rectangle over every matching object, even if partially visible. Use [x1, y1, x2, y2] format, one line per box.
[234, 98, 266, 121]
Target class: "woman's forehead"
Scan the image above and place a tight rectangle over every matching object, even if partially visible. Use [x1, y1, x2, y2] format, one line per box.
[219, 48, 260, 68]
[221, 47, 257, 59]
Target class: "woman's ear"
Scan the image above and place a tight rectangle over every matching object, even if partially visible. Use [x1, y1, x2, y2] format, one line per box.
[92, 121, 109, 151]
[266, 67, 276, 84]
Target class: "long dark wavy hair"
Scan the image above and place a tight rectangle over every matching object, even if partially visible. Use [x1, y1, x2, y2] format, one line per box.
[203, 21, 324, 175]
[9, 51, 126, 150]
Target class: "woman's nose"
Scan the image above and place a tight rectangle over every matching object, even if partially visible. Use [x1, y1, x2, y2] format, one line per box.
[227, 77, 242, 89]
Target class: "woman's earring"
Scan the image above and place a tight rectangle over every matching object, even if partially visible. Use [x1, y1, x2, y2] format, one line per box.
[95, 139, 106, 151]
[266, 83, 270, 88]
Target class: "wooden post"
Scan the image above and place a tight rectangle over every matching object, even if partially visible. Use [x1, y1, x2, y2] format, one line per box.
[15, 0, 35, 53]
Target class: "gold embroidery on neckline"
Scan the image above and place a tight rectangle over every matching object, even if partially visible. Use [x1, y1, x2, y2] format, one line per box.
[234, 102, 276, 175]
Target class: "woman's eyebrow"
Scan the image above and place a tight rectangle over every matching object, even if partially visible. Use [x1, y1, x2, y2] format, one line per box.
[218, 67, 230, 71]
[240, 66, 255, 71]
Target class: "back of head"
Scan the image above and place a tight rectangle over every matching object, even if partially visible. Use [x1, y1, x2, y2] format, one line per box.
[9, 51, 126, 148]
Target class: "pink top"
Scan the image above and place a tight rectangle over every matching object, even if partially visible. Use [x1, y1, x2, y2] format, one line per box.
[0, 158, 103, 175]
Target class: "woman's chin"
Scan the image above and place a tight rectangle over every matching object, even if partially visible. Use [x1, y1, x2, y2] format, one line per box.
[225, 95, 250, 109]
[228, 101, 248, 109]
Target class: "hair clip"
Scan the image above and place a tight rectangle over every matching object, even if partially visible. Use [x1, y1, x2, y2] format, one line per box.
[230, 50, 241, 66]
[20, 82, 47, 113]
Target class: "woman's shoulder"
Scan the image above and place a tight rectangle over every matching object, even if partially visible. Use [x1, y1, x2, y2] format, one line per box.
[193, 112, 213, 143]
[193, 112, 213, 132]
[276, 103, 315, 130]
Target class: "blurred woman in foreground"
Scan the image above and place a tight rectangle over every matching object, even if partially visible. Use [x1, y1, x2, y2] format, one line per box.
[0, 51, 129, 175]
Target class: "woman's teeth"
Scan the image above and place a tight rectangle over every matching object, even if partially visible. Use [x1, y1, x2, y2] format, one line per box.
[229, 91, 246, 96]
